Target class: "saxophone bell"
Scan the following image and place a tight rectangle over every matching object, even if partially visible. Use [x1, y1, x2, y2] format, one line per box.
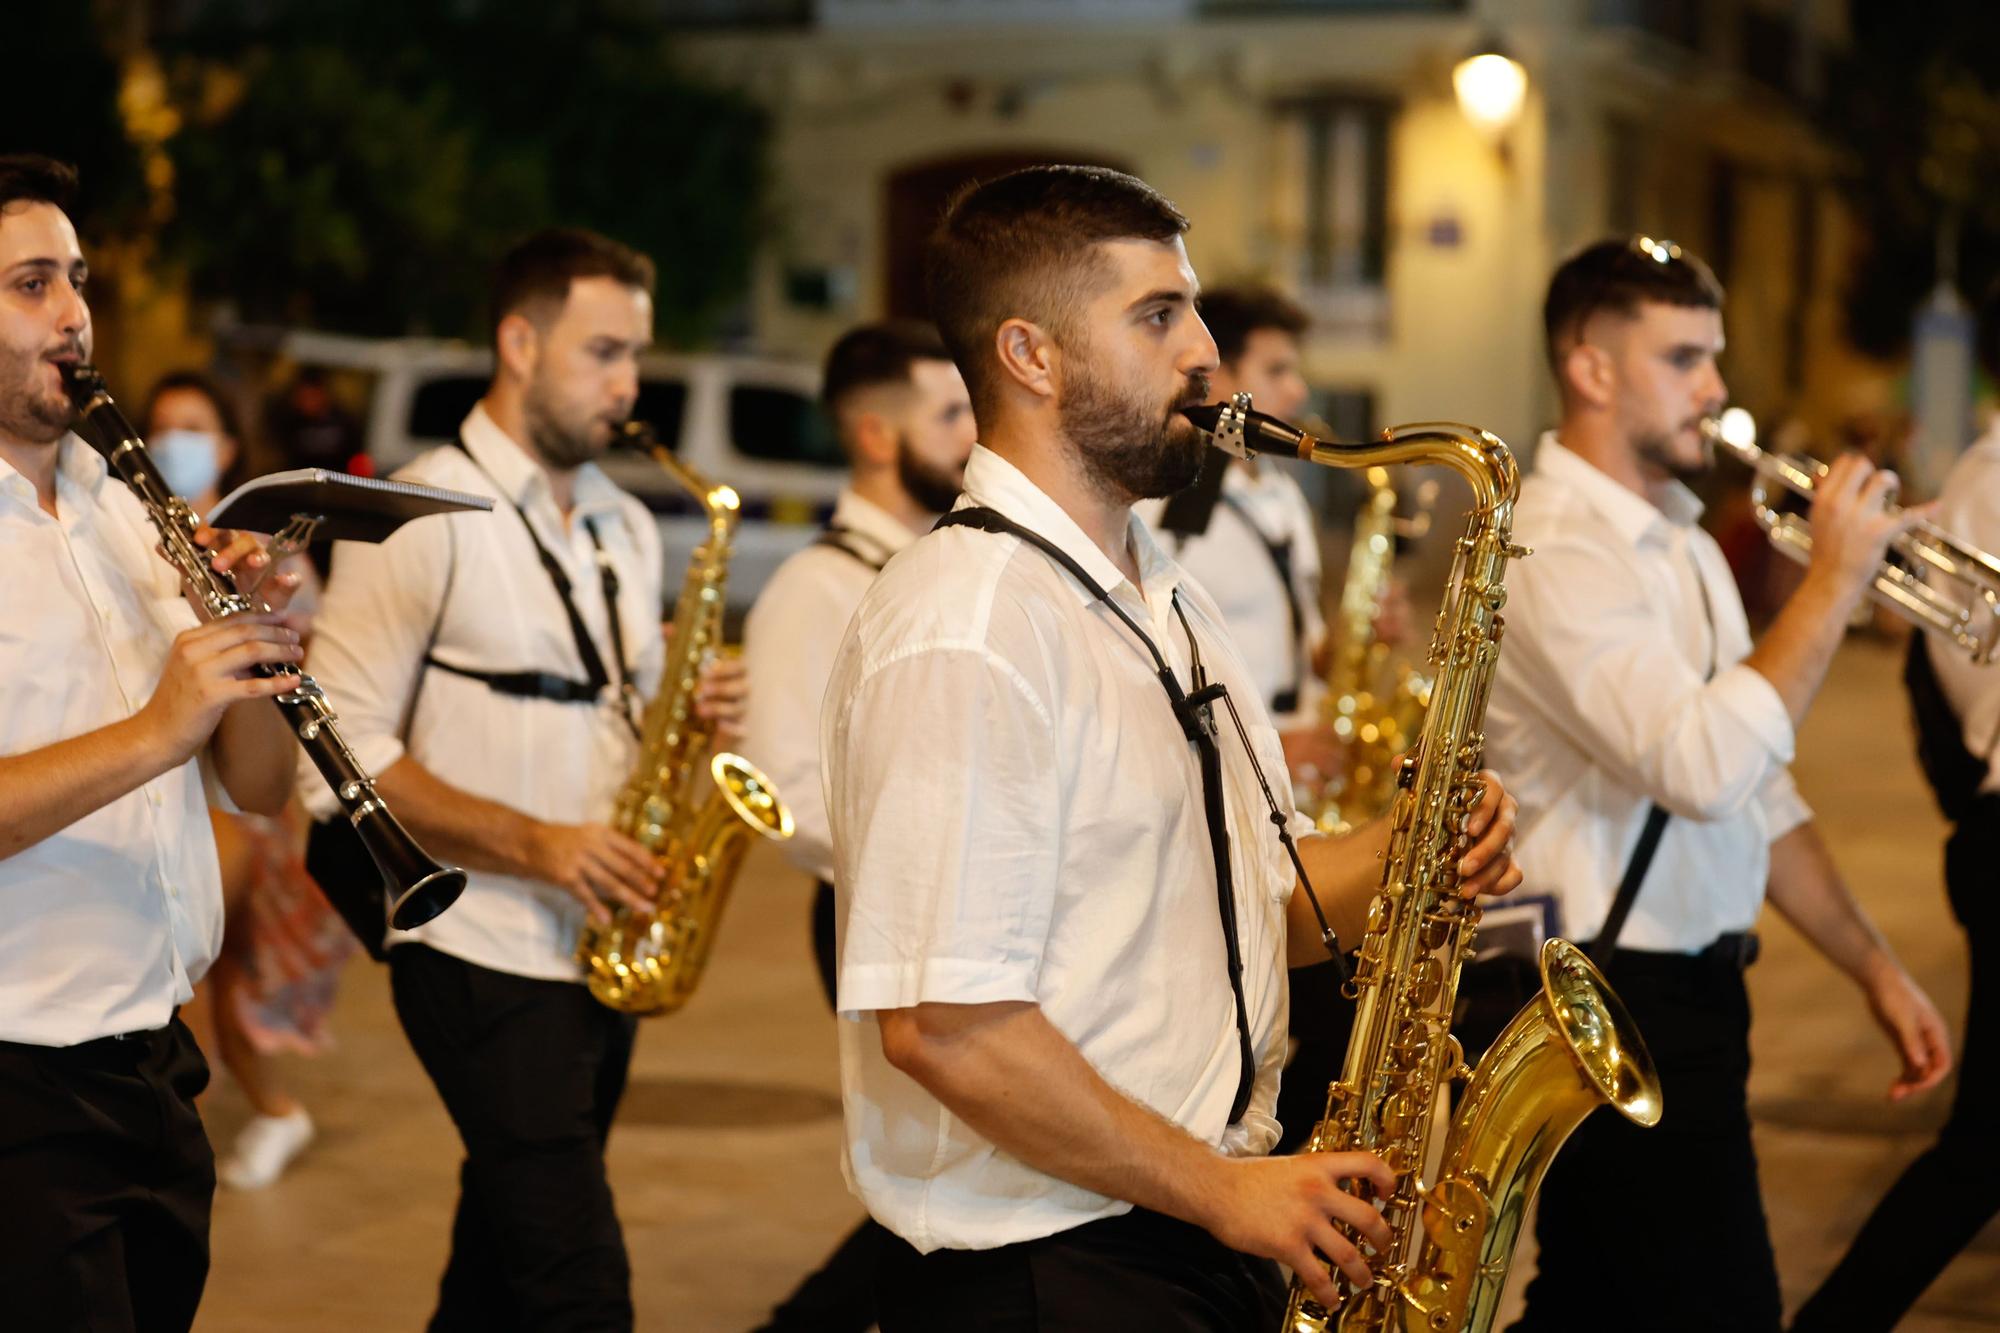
[575, 422, 794, 1016]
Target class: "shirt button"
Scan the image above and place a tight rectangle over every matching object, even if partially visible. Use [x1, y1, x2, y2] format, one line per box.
[147, 788, 162, 807]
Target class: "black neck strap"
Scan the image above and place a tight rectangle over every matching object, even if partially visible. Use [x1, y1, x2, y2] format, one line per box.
[1216, 492, 1306, 710]
[937, 505, 1344, 1123]
[814, 522, 892, 573]
[437, 436, 639, 736]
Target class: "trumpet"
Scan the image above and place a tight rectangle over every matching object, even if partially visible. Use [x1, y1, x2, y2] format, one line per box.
[1706, 407, 2000, 665]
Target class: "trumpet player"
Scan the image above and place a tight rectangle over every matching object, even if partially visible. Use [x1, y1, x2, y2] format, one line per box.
[302, 228, 745, 1332]
[823, 165, 1522, 1331]
[743, 319, 976, 1333]
[0, 155, 306, 1333]
[1792, 278, 2000, 1332]
[1486, 237, 1952, 1332]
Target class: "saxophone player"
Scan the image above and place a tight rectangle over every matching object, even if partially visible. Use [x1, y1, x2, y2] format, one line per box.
[743, 319, 976, 1333]
[823, 165, 1522, 1331]
[0, 155, 307, 1333]
[1484, 238, 1952, 1332]
[302, 228, 746, 1331]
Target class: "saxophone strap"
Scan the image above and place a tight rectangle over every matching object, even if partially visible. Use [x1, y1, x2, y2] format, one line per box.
[434, 436, 640, 738]
[1215, 491, 1306, 712]
[813, 522, 892, 572]
[937, 504, 1324, 1124]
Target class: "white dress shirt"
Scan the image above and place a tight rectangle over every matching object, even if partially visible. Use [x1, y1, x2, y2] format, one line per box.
[1927, 419, 2000, 793]
[1138, 462, 1325, 727]
[302, 405, 665, 980]
[743, 488, 916, 883]
[825, 444, 1308, 1253]
[0, 436, 223, 1045]
[1485, 436, 1813, 953]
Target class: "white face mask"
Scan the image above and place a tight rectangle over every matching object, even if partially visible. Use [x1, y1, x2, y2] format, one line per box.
[152, 429, 223, 499]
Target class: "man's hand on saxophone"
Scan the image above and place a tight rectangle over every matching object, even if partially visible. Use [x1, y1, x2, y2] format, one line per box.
[523, 822, 663, 924]
[1285, 769, 1521, 968]
[1191, 1148, 1395, 1309]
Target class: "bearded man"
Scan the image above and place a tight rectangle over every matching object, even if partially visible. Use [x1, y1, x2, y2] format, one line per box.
[819, 165, 1523, 1331]
[301, 228, 746, 1332]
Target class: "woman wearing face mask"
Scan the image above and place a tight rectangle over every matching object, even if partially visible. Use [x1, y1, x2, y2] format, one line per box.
[142, 370, 356, 1190]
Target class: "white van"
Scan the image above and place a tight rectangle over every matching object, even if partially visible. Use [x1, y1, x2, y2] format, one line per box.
[275, 332, 836, 614]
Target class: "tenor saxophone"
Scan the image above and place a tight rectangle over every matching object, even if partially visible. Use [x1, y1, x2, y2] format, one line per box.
[1313, 469, 1434, 836]
[1185, 396, 1662, 1333]
[576, 423, 794, 1016]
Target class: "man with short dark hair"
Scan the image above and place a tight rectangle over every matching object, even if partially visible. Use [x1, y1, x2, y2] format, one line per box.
[1791, 277, 2000, 1332]
[1486, 237, 1953, 1330]
[0, 154, 305, 1332]
[303, 225, 742, 1331]
[825, 164, 1523, 1330]
[743, 318, 975, 1332]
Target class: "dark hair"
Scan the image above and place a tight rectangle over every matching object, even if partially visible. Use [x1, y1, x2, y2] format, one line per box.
[490, 227, 656, 346]
[0, 155, 78, 217]
[821, 320, 953, 416]
[1543, 236, 1724, 375]
[143, 370, 252, 496]
[1979, 275, 2000, 386]
[925, 164, 1189, 416]
[1198, 286, 1310, 366]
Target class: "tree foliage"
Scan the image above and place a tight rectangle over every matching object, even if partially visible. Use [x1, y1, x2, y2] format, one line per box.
[1, 5, 150, 242]
[157, 0, 769, 344]
[1836, 0, 2000, 357]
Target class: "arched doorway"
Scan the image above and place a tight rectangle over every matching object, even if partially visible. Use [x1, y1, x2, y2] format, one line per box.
[883, 149, 1134, 318]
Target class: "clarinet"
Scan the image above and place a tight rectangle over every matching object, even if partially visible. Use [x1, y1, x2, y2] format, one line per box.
[63, 365, 466, 930]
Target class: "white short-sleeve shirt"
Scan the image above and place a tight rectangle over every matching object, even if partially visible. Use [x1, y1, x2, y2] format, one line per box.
[824, 444, 1310, 1253]
[301, 405, 666, 980]
[0, 437, 223, 1045]
[1485, 436, 1811, 952]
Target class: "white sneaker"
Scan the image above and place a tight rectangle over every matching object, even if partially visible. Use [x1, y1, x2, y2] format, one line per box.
[218, 1108, 315, 1190]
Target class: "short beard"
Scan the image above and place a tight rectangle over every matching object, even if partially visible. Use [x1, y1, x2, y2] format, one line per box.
[522, 381, 604, 471]
[896, 436, 963, 515]
[0, 344, 77, 446]
[1058, 361, 1210, 504]
[1634, 426, 1712, 484]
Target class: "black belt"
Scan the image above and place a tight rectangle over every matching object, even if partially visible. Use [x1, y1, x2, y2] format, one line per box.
[1588, 930, 1761, 971]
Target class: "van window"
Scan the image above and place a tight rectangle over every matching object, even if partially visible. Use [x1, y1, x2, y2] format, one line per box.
[408, 376, 489, 441]
[730, 385, 841, 468]
[406, 374, 687, 450]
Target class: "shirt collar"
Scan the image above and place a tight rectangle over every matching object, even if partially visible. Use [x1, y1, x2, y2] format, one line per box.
[460, 402, 622, 522]
[956, 444, 1183, 606]
[0, 435, 105, 515]
[831, 488, 919, 558]
[1535, 432, 1704, 547]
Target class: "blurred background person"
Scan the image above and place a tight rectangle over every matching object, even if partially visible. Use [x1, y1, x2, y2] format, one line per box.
[143, 370, 355, 1191]
[1790, 278, 2000, 1333]
[265, 367, 363, 474]
[742, 318, 976, 1332]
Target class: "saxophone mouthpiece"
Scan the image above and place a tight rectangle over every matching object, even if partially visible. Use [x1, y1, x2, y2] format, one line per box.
[1183, 392, 1310, 461]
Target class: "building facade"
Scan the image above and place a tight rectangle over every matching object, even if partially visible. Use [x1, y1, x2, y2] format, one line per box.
[677, 0, 1867, 459]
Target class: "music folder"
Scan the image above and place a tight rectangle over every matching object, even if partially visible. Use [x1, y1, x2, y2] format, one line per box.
[206, 468, 494, 545]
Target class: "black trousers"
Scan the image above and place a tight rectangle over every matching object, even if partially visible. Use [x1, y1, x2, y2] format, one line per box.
[390, 944, 638, 1333]
[0, 1017, 214, 1333]
[756, 880, 884, 1333]
[877, 1206, 1285, 1333]
[1790, 816, 2000, 1331]
[1508, 947, 1782, 1333]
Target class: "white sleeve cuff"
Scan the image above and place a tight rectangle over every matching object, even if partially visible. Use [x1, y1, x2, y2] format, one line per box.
[1759, 767, 1814, 843]
[1709, 662, 1795, 766]
[836, 957, 1040, 1018]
